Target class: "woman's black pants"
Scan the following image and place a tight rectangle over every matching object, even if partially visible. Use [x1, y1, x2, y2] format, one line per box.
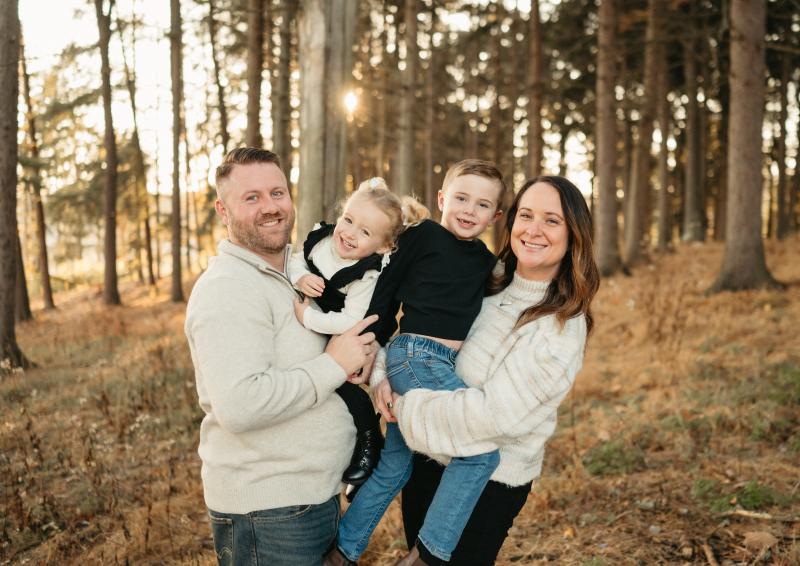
[401, 454, 532, 565]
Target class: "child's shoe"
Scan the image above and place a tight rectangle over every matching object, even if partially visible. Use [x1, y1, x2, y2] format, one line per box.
[342, 419, 383, 486]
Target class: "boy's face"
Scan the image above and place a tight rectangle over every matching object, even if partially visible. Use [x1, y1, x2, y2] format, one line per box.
[437, 174, 503, 240]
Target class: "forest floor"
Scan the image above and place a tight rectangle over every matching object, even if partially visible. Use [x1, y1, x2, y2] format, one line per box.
[2, 237, 799, 566]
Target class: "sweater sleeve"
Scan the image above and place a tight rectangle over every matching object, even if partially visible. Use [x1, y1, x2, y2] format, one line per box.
[365, 223, 424, 344]
[186, 276, 347, 435]
[302, 271, 379, 335]
[286, 250, 312, 286]
[395, 316, 586, 458]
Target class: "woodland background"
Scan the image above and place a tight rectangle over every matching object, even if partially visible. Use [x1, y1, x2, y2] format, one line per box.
[0, 0, 798, 565]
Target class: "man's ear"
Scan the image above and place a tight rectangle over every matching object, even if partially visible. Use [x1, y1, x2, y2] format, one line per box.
[215, 198, 228, 225]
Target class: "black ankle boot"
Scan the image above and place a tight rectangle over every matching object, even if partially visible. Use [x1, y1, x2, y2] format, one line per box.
[342, 422, 383, 487]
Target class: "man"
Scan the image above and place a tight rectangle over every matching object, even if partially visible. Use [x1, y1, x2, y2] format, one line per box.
[185, 147, 377, 565]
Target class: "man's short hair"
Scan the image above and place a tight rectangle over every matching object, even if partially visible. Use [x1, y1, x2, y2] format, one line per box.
[215, 148, 282, 200]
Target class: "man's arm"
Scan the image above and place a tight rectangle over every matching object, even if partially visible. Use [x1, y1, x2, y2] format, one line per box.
[187, 276, 375, 434]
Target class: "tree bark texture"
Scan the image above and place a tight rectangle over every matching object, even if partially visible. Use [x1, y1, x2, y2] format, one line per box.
[526, 0, 543, 178]
[394, 0, 418, 197]
[0, 0, 30, 369]
[594, 0, 620, 275]
[94, 0, 121, 305]
[271, 0, 297, 167]
[681, 29, 704, 242]
[297, 0, 327, 241]
[246, 0, 264, 147]
[775, 53, 790, 238]
[710, 0, 776, 292]
[322, 0, 356, 216]
[19, 31, 55, 308]
[207, 0, 231, 153]
[170, 0, 184, 302]
[656, 40, 671, 252]
[623, 0, 661, 265]
[15, 234, 32, 323]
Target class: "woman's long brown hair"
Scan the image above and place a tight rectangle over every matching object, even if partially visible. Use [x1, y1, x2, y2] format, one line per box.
[489, 176, 600, 335]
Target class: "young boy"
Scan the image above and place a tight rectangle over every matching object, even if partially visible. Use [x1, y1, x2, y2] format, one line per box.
[325, 160, 506, 566]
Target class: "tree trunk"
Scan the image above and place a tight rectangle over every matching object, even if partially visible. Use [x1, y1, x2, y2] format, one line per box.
[207, 0, 231, 153]
[681, 29, 704, 242]
[775, 53, 789, 238]
[271, 0, 296, 166]
[374, 5, 388, 177]
[117, 7, 156, 286]
[246, 0, 264, 147]
[14, 234, 32, 323]
[595, 0, 620, 275]
[297, 0, 327, 240]
[394, 0, 417, 197]
[623, 0, 662, 265]
[424, 3, 436, 213]
[322, 0, 356, 217]
[656, 39, 671, 252]
[170, 0, 184, 302]
[0, 1, 31, 369]
[19, 30, 55, 308]
[526, 0, 543, 178]
[710, 0, 777, 292]
[95, 0, 121, 305]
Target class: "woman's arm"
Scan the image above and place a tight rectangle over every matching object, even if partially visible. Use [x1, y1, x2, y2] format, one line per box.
[395, 316, 587, 458]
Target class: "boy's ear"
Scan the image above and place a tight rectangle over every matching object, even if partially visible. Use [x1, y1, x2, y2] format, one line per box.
[489, 209, 503, 225]
[437, 190, 445, 212]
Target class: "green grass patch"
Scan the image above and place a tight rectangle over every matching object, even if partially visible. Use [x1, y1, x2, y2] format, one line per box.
[582, 440, 645, 476]
[691, 478, 792, 513]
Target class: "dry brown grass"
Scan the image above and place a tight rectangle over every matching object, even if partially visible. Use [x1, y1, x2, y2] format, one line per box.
[3, 237, 799, 565]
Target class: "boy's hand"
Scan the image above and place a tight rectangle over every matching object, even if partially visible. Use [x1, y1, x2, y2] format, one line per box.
[297, 274, 325, 297]
[294, 297, 311, 325]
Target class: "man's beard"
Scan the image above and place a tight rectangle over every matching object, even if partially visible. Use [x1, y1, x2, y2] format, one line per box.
[228, 211, 294, 256]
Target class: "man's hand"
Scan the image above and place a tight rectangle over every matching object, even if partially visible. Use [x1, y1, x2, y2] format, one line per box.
[373, 379, 396, 423]
[293, 297, 311, 325]
[297, 274, 325, 297]
[325, 315, 379, 377]
[347, 342, 378, 385]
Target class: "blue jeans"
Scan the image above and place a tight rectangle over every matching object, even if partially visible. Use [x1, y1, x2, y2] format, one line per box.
[208, 496, 340, 566]
[337, 334, 500, 562]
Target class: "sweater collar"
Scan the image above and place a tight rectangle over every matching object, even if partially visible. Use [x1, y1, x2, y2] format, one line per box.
[505, 272, 550, 302]
[218, 238, 292, 275]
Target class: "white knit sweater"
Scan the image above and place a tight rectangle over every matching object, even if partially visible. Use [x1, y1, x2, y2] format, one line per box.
[394, 273, 587, 487]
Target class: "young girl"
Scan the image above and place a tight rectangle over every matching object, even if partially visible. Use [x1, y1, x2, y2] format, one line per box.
[325, 159, 507, 566]
[288, 177, 405, 488]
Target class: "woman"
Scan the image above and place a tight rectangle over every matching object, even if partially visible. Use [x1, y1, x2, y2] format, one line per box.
[374, 175, 600, 565]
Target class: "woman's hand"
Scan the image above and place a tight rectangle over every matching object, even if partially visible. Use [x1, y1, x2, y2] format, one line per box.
[373, 379, 397, 423]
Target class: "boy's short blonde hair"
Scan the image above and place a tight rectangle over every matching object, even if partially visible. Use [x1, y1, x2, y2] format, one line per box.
[441, 159, 507, 207]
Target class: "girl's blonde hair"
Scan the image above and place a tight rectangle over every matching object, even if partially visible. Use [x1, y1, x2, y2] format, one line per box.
[400, 195, 431, 226]
[350, 177, 405, 248]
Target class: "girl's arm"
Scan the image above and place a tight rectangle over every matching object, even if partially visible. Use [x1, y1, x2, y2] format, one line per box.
[395, 316, 587, 458]
[302, 272, 380, 335]
[287, 249, 313, 286]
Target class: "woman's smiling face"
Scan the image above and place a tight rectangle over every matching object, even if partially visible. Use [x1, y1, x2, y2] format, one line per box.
[510, 182, 569, 281]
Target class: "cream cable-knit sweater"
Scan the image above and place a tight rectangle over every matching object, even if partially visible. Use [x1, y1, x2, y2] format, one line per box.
[393, 273, 587, 487]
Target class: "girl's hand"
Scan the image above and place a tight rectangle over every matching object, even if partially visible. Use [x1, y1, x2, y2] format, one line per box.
[373, 379, 397, 423]
[297, 274, 325, 297]
[293, 297, 310, 325]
